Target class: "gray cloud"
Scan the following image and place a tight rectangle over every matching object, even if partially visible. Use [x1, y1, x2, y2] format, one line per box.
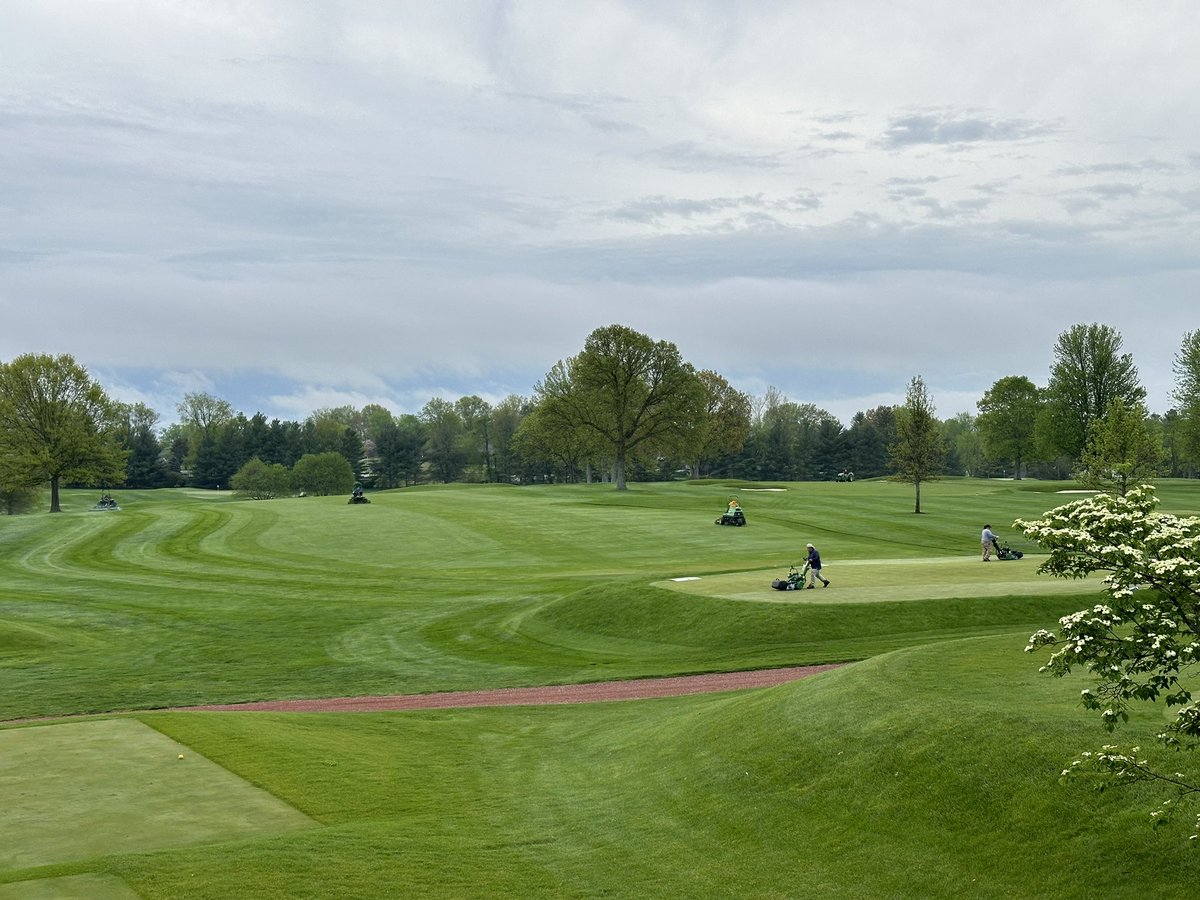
[606, 194, 767, 224]
[881, 113, 1058, 149]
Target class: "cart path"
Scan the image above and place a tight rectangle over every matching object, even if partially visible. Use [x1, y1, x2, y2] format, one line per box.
[176, 664, 846, 713]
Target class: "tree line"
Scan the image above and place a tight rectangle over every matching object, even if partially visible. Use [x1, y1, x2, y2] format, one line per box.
[4, 321, 1200, 512]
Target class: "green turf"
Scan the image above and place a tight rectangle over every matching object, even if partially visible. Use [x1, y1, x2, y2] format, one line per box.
[0, 478, 1135, 720]
[0, 874, 140, 899]
[3, 478, 1200, 897]
[0, 720, 315, 870]
[81, 635, 1191, 898]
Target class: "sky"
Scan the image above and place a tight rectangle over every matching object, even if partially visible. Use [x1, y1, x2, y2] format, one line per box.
[2, 1, 1198, 428]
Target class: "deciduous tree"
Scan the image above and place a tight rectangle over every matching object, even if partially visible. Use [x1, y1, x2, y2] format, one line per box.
[1038, 323, 1146, 462]
[976, 375, 1040, 478]
[0, 353, 127, 512]
[456, 395, 494, 482]
[688, 370, 751, 478]
[230, 457, 291, 499]
[1075, 397, 1165, 496]
[421, 398, 466, 483]
[291, 451, 355, 496]
[1020, 486, 1200, 839]
[0, 451, 41, 515]
[1171, 329, 1200, 471]
[890, 375, 944, 513]
[115, 402, 174, 488]
[534, 325, 707, 491]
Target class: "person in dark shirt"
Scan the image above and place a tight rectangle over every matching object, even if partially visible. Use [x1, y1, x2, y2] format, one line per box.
[805, 543, 830, 588]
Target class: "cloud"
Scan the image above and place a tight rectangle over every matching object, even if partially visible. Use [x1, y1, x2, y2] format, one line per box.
[881, 112, 1058, 149]
[606, 193, 768, 224]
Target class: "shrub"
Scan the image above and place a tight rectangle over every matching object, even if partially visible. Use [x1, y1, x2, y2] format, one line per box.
[230, 457, 291, 500]
[291, 452, 355, 497]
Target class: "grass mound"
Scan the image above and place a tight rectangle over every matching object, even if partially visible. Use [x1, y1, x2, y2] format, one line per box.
[111, 635, 1196, 898]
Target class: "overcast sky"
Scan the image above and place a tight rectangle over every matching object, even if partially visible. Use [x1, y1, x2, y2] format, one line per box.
[2, 1, 1198, 427]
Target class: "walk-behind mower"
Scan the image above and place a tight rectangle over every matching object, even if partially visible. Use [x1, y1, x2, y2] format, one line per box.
[772, 563, 808, 590]
[995, 541, 1023, 560]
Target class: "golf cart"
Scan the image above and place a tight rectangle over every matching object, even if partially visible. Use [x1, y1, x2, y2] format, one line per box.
[715, 496, 746, 526]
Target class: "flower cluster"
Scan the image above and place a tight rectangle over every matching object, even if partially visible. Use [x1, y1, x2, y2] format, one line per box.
[1019, 485, 1200, 835]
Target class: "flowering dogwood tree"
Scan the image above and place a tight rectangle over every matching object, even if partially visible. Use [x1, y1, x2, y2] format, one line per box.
[1018, 485, 1200, 839]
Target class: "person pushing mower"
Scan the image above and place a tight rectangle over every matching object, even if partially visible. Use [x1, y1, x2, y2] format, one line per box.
[805, 543, 830, 588]
[981, 524, 1000, 561]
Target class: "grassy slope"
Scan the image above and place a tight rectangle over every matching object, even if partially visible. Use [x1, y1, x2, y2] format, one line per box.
[3, 479, 1200, 896]
[44, 635, 1191, 899]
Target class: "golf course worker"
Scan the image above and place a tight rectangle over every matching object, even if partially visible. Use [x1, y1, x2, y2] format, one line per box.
[981, 524, 1000, 561]
[805, 543, 830, 588]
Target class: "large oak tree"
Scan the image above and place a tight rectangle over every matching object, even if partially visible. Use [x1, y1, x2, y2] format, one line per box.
[0, 353, 127, 512]
[533, 325, 706, 491]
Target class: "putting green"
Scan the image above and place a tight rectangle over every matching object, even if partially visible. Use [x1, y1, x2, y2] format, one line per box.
[0, 719, 316, 872]
[656, 555, 1107, 603]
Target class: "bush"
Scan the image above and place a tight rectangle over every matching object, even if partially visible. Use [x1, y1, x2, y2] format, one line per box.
[230, 457, 291, 500]
[291, 452, 355, 497]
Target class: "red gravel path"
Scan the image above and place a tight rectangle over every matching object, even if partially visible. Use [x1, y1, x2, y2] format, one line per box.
[178, 664, 844, 713]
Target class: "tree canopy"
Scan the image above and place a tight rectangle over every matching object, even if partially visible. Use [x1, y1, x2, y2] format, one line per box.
[0, 353, 127, 512]
[533, 325, 707, 490]
[4, 319, 1191, 495]
[1039, 323, 1146, 462]
[976, 375, 1039, 478]
[291, 451, 355, 497]
[1075, 397, 1165, 496]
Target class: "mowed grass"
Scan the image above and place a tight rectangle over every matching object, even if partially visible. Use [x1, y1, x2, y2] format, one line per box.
[0, 478, 1144, 720]
[3, 478, 1200, 897]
